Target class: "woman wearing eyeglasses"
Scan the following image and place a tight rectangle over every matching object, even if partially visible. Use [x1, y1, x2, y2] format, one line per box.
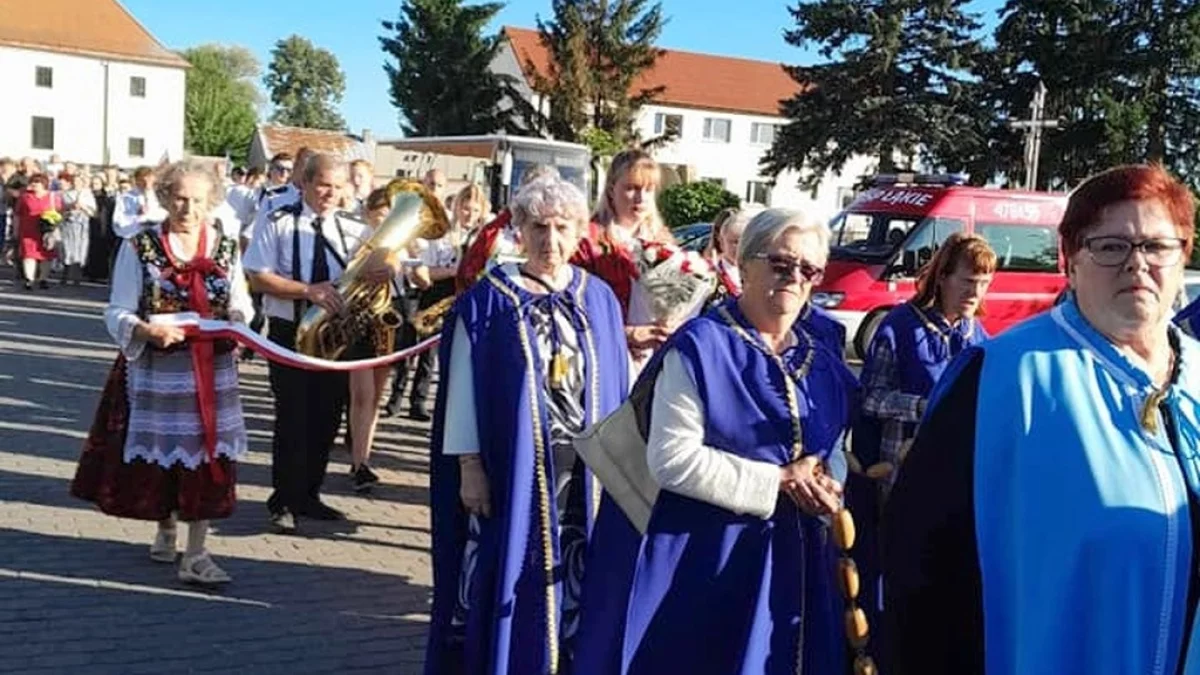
[576, 208, 859, 675]
[885, 164, 1200, 674]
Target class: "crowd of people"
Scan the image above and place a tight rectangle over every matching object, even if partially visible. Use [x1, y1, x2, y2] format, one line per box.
[19, 142, 1197, 674]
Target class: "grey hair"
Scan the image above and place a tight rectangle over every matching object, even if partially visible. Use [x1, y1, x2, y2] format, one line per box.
[737, 208, 830, 265]
[519, 163, 561, 188]
[302, 153, 345, 185]
[154, 161, 219, 210]
[511, 177, 589, 230]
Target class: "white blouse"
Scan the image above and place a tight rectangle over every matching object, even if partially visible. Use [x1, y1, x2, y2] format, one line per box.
[104, 223, 254, 362]
[441, 263, 581, 456]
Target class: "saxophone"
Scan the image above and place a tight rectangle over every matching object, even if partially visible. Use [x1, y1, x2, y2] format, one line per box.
[295, 179, 450, 359]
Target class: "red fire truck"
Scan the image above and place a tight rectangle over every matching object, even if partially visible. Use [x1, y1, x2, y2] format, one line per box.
[811, 174, 1069, 358]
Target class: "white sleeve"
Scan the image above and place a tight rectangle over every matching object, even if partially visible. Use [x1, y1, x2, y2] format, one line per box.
[226, 249, 255, 325]
[441, 318, 480, 455]
[242, 211, 278, 274]
[111, 194, 140, 239]
[103, 240, 147, 361]
[645, 348, 782, 519]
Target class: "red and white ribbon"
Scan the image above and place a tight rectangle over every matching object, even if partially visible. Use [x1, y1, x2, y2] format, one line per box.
[152, 313, 440, 372]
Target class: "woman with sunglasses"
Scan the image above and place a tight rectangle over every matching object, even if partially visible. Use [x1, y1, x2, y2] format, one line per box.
[885, 165, 1200, 674]
[576, 208, 859, 674]
[850, 232, 995, 665]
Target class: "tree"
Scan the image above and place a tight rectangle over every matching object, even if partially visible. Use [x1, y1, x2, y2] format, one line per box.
[764, 0, 985, 189]
[181, 45, 260, 165]
[658, 181, 741, 229]
[983, 0, 1200, 190]
[531, 0, 667, 147]
[264, 35, 347, 130]
[380, 0, 527, 136]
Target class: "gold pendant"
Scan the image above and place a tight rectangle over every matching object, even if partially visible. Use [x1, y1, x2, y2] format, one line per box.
[550, 353, 569, 389]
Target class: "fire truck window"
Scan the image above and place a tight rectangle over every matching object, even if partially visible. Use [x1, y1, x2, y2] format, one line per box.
[902, 217, 963, 259]
[977, 223, 1059, 272]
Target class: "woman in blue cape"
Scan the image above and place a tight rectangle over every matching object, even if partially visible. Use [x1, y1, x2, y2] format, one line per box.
[423, 177, 629, 675]
[885, 164, 1200, 674]
[850, 233, 995, 665]
[576, 208, 860, 674]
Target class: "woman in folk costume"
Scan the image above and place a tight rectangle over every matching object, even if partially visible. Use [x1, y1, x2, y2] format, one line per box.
[576, 209, 860, 675]
[59, 172, 96, 285]
[849, 233, 995, 664]
[71, 163, 253, 586]
[571, 150, 677, 358]
[424, 177, 629, 674]
[706, 205, 846, 357]
[885, 164, 1200, 674]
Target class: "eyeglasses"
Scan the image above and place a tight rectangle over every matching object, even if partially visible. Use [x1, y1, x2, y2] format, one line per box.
[751, 254, 824, 284]
[271, 164, 294, 174]
[1083, 236, 1188, 268]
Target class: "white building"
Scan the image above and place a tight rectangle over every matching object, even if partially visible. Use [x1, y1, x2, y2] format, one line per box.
[495, 26, 877, 220]
[0, 0, 188, 168]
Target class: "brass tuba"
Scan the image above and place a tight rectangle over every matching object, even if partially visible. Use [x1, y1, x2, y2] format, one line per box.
[295, 179, 450, 359]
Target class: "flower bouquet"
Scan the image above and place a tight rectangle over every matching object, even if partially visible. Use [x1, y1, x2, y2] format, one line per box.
[39, 209, 63, 249]
[626, 240, 717, 329]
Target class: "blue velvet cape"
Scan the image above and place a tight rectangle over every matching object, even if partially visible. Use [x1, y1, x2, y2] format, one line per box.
[576, 299, 859, 675]
[424, 265, 629, 675]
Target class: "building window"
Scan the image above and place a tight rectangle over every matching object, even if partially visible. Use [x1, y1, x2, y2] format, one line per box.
[35, 66, 53, 88]
[751, 123, 779, 145]
[703, 117, 732, 143]
[31, 117, 54, 150]
[701, 177, 726, 188]
[654, 112, 683, 136]
[746, 180, 771, 205]
[130, 76, 147, 98]
[128, 137, 146, 158]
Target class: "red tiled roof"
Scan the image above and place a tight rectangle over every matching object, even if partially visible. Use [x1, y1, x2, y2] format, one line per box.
[502, 26, 800, 118]
[258, 124, 370, 160]
[0, 0, 188, 68]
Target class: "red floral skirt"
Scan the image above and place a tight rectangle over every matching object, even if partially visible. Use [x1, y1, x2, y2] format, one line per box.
[70, 356, 237, 522]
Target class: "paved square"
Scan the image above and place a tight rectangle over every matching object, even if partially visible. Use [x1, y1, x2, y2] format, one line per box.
[0, 276, 434, 674]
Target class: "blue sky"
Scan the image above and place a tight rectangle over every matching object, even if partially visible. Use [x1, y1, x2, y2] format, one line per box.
[122, 0, 1006, 139]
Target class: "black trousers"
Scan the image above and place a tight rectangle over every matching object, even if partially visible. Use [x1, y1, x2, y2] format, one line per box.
[410, 279, 454, 407]
[389, 293, 419, 402]
[266, 319, 348, 513]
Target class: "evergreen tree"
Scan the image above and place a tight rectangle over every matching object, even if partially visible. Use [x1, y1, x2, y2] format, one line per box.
[764, 0, 984, 188]
[264, 35, 347, 131]
[181, 45, 260, 165]
[531, 0, 666, 147]
[380, 0, 526, 136]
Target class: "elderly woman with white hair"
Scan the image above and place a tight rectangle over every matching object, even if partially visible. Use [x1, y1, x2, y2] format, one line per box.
[576, 208, 860, 675]
[71, 162, 253, 586]
[424, 177, 630, 674]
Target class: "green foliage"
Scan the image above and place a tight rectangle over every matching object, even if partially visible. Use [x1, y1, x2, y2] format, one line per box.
[264, 35, 347, 131]
[579, 127, 625, 158]
[380, 0, 526, 136]
[531, 0, 665, 146]
[658, 181, 741, 229]
[181, 45, 260, 165]
[764, 0, 984, 189]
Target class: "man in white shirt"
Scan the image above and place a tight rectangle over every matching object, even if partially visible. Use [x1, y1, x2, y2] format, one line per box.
[112, 167, 168, 239]
[243, 153, 400, 532]
[245, 148, 309, 247]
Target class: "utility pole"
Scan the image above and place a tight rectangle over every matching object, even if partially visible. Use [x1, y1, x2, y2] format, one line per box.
[1009, 81, 1058, 190]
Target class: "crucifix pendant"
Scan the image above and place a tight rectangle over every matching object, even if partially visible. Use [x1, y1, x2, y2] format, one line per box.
[549, 353, 570, 390]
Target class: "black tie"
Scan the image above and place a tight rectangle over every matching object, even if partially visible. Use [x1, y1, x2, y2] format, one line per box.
[311, 216, 331, 284]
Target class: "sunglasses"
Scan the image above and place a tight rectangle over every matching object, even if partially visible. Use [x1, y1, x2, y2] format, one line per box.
[271, 164, 294, 174]
[751, 253, 824, 284]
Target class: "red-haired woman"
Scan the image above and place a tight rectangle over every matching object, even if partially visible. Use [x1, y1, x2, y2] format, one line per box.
[885, 165, 1200, 674]
[572, 150, 677, 356]
[15, 173, 60, 290]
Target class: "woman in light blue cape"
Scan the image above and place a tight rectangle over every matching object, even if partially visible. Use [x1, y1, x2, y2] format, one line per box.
[885, 164, 1200, 675]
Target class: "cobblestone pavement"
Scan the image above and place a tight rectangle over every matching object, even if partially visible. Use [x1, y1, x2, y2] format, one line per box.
[0, 275, 435, 674]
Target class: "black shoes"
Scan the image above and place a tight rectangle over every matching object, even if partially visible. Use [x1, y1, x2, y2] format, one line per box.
[269, 508, 297, 534]
[382, 394, 402, 417]
[410, 404, 431, 422]
[351, 464, 381, 493]
[297, 500, 346, 521]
